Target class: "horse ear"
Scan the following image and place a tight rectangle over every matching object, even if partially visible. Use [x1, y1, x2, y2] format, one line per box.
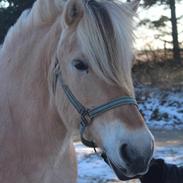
[64, 0, 83, 26]
[129, 0, 140, 12]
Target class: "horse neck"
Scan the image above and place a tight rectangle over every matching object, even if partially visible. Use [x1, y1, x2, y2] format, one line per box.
[0, 9, 69, 155]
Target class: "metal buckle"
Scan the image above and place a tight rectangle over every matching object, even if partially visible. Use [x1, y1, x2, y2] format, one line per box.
[81, 111, 92, 127]
[80, 111, 97, 148]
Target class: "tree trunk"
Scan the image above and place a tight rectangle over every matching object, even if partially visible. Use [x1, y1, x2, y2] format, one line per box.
[169, 0, 181, 64]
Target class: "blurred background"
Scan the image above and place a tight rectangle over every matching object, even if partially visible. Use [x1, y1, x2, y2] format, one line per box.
[0, 0, 182, 182]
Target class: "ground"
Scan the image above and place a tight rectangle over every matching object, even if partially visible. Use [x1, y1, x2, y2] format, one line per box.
[135, 85, 183, 129]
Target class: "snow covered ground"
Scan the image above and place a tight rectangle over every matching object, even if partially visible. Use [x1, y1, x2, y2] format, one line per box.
[135, 85, 183, 129]
[76, 142, 183, 183]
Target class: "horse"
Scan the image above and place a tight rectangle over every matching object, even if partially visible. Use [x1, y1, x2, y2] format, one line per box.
[0, 0, 154, 182]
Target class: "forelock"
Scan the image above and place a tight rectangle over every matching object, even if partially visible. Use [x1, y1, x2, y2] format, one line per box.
[77, 0, 135, 94]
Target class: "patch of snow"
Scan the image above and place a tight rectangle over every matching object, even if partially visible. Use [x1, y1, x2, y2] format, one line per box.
[135, 86, 183, 129]
[154, 145, 183, 166]
[75, 142, 119, 183]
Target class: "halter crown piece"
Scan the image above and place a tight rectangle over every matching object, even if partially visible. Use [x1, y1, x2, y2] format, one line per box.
[54, 58, 138, 148]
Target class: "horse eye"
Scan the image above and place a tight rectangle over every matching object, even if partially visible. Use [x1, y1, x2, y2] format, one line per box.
[73, 60, 89, 71]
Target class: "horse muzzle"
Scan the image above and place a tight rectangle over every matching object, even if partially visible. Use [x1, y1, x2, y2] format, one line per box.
[97, 121, 154, 179]
[102, 140, 153, 179]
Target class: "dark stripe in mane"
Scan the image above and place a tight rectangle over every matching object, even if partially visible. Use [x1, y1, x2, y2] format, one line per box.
[86, 0, 118, 75]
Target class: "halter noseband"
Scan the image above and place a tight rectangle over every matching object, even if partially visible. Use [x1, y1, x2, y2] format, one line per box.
[54, 58, 137, 148]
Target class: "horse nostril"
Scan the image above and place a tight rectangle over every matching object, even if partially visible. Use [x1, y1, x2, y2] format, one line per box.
[119, 143, 151, 175]
[120, 144, 132, 165]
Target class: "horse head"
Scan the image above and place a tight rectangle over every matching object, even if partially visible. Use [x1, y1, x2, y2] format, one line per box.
[50, 0, 154, 178]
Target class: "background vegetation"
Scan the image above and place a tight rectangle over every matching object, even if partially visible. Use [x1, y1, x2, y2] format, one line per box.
[0, 0, 35, 43]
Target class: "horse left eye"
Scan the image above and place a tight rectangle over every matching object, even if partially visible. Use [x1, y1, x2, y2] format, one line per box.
[73, 60, 89, 71]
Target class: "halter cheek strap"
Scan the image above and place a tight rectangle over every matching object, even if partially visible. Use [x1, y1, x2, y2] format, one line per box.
[80, 96, 138, 148]
[53, 58, 138, 148]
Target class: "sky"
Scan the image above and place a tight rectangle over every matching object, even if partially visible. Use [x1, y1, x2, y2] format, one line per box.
[0, 1, 8, 8]
[135, 1, 183, 50]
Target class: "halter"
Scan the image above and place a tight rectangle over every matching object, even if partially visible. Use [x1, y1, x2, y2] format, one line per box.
[54, 58, 137, 148]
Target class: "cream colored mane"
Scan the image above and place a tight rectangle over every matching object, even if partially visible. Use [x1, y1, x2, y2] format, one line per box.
[78, 0, 135, 93]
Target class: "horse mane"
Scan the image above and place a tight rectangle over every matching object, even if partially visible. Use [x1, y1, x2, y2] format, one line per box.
[1, 9, 32, 52]
[78, 0, 135, 94]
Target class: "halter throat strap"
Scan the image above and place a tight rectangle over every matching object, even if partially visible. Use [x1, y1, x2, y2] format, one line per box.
[54, 58, 137, 148]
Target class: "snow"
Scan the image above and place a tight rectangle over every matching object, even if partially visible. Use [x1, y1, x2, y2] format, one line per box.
[154, 145, 183, 166]
[76, 142, 129, 183]
[135, 86, 183, 129]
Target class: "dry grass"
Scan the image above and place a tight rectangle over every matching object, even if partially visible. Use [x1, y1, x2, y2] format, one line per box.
[136, 49, 183, 64]
[132, 57, 183, 89]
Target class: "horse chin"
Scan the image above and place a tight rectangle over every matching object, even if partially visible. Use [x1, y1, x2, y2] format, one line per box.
[102, 153, 141, 181]
[107, 158, 131, 180]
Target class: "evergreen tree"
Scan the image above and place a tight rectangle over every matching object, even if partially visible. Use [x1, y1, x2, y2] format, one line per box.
[0, 0, 35, 43]
[143, 0, 182, 64]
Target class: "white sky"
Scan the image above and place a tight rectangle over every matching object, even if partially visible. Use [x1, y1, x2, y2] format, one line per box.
[135, 1, 183, 50]
[0, 1, 9, 8]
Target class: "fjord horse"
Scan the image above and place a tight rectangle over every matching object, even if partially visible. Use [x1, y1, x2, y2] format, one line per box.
[0, 0, 154, 182]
